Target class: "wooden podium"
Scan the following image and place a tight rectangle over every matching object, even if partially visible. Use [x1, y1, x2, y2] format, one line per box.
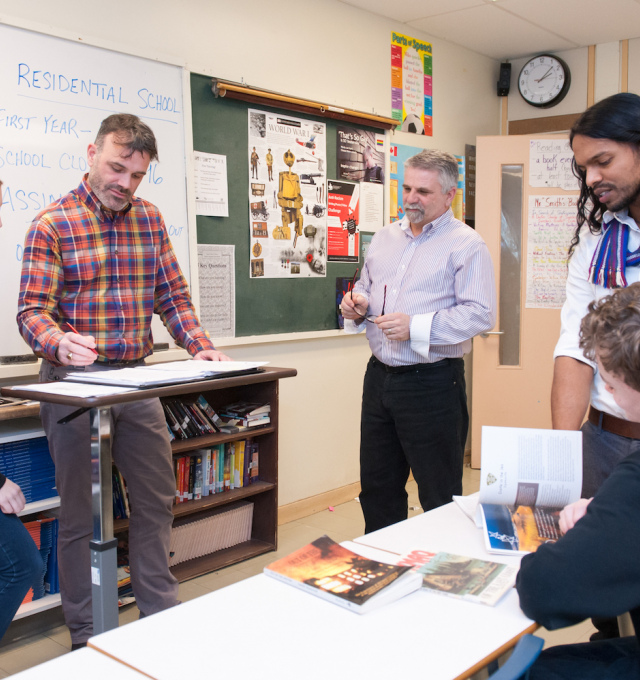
[2, 366, 296, 635]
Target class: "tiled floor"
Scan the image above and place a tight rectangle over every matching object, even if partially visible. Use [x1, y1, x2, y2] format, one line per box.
[0, 467, 595, 677]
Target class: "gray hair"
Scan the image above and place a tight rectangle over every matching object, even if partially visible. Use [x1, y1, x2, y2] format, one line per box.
[405, 149, 458, 193]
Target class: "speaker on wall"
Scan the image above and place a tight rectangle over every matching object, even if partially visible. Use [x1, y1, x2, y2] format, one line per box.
[497, 62, 511, 97]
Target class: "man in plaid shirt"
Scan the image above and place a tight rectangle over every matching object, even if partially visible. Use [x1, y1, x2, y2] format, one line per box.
[17, 113, 230, 648]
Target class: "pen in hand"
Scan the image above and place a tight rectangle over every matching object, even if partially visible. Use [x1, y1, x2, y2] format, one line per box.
[64, 322, 99, 355]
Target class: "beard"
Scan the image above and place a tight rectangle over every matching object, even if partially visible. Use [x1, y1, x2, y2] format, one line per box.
[88, 172, 132, 211]
[404, 203, 425, 222]
[598, 176, 640, 213]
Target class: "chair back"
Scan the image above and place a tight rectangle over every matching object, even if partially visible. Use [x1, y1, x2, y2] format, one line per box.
[488, 634, 544, 680]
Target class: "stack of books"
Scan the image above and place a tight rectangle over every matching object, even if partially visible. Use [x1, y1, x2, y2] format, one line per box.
[21, 516, 59, 604]
[218, 401, 271, 430]
[169, 501, 254, 567]
[163, 395, 267, 440]
[0, 436, 56, 504]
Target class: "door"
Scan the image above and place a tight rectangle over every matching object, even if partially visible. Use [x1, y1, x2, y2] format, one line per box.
[471, 133, 579, 467]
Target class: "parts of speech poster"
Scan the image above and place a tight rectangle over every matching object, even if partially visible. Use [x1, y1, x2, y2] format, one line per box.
[391, 32, 433, 136]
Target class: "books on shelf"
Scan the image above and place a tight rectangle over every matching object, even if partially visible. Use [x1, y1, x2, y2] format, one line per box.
[0, 436, 56, 504]
[112, 466, 130, 520]
[169, 501, 254, 567]
[162, 395, 270, 440]
[264, 535, 422, 614]
[417, 552, 518, 607]
[459, 426, 583, 556]
[21, 516, 59, 606]
[173, 439, 259, 504]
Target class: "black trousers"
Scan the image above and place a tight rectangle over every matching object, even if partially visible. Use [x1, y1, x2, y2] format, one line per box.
[359, 356, 468, 534]
[529, 637, 640, 679]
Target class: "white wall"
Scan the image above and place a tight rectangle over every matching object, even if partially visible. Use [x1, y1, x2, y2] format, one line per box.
[507, 47, 589, 121]
[507, 39, 640, 124]
[0, 0, 500, 508]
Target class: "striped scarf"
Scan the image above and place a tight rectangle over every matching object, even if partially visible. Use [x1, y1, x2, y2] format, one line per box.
[589, 218, 640, 288]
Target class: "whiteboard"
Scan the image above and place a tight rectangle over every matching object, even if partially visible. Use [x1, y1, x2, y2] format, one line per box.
[0, 24, 190, 358]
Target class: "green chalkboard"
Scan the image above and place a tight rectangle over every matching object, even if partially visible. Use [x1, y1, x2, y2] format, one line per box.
[191, 72, 380, 337]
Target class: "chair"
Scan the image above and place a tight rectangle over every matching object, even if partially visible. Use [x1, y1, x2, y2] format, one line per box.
[487, 634, 545, 680]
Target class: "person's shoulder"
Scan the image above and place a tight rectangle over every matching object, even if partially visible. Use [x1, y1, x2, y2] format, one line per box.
[30, 188, 79, 229]
[130, 196, 163, 217]
[443, 216, 487, 245]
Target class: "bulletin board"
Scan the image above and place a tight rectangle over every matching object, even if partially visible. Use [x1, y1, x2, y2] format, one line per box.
[191, 73, 385, 336]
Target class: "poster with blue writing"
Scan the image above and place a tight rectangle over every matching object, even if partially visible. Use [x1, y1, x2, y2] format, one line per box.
[390, 32, 433, 136]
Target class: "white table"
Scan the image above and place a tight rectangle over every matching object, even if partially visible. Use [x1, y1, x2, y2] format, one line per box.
[86, 498, 535, 680]
[351, 496, 537, 677]
[8, 647, 146, 679]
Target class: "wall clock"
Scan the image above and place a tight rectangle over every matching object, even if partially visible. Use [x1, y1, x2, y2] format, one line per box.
[518, 54, 571, 108]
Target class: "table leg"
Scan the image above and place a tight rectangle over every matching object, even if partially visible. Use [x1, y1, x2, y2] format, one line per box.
[89, 406, 118, 634]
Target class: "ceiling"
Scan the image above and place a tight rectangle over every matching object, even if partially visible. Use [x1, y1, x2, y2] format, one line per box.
[339, 0, 640, 60]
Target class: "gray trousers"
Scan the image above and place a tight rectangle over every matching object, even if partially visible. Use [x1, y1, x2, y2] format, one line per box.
[40, 362, 178, 644]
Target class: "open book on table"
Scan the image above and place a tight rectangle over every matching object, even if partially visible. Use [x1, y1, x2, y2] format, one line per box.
[264, 535, 422, 614]
[455, 426, 583, 556]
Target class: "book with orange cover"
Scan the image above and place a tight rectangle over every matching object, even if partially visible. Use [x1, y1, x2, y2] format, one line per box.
[264, 535, 421, 614]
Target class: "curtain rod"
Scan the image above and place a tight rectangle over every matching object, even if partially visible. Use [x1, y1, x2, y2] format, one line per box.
[212, 79, 398, 130]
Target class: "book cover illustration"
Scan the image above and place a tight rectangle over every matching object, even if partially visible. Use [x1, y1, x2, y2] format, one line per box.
[481, 501, 563, 554]
[264, 535, 418, 612]
[418, 552, 517, 606]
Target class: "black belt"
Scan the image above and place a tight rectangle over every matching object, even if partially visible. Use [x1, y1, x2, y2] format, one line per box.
[369, 356, 459, 374]
[588, 406, 640, 439]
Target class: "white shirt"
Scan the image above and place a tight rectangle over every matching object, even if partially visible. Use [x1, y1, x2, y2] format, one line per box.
[554, 209, 640, 417]
[344, 211, 496, 366]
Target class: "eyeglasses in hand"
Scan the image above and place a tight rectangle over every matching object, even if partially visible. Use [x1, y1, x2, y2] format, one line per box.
[351, 268, 386, 323]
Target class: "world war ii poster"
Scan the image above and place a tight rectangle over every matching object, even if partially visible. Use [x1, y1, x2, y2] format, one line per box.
[247, 109, 327, 278]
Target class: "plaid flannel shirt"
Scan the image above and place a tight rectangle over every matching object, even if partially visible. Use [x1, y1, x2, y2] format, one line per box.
[17, 177, 214, 364]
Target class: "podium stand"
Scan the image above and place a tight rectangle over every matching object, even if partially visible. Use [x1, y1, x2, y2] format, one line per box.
[2, 366, 296, 635]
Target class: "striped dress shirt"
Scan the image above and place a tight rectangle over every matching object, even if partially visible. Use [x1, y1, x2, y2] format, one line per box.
[345, 211, 496, 366]
[17, 177, 214, 364]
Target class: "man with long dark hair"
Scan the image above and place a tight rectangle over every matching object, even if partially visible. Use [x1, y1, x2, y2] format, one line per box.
[553, 93, 640, 494]
[552, 93, 640, 640]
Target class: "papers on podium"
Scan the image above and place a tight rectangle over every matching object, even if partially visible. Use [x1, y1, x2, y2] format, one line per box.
[7, 382, 137, 399]
[64, 360, 268, 388]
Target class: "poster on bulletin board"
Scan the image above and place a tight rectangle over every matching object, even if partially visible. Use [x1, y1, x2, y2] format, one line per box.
[389, 143, 423, 221]
[247, 108, 327, 279]
[390, 31, 433, 136]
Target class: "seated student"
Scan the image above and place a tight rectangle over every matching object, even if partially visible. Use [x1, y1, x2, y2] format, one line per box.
[0, 474, 44, 640]
[0, 179, 44, 641]
[516, 282, 640, 679]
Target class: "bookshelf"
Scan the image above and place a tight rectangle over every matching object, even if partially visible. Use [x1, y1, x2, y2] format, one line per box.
[160, 370, 292, 580]
[0, 412, 62, 620]
[3, 366, 296, 623]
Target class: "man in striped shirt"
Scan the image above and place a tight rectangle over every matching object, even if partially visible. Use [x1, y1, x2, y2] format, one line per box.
[342, 149, 496, 533]
[17, 113, 230, 647]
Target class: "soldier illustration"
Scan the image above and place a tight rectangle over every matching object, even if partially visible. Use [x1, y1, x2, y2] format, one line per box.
[273, 149, 304, 245]
[266, 148, 274, 182]
[250, 147, 259, 179]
